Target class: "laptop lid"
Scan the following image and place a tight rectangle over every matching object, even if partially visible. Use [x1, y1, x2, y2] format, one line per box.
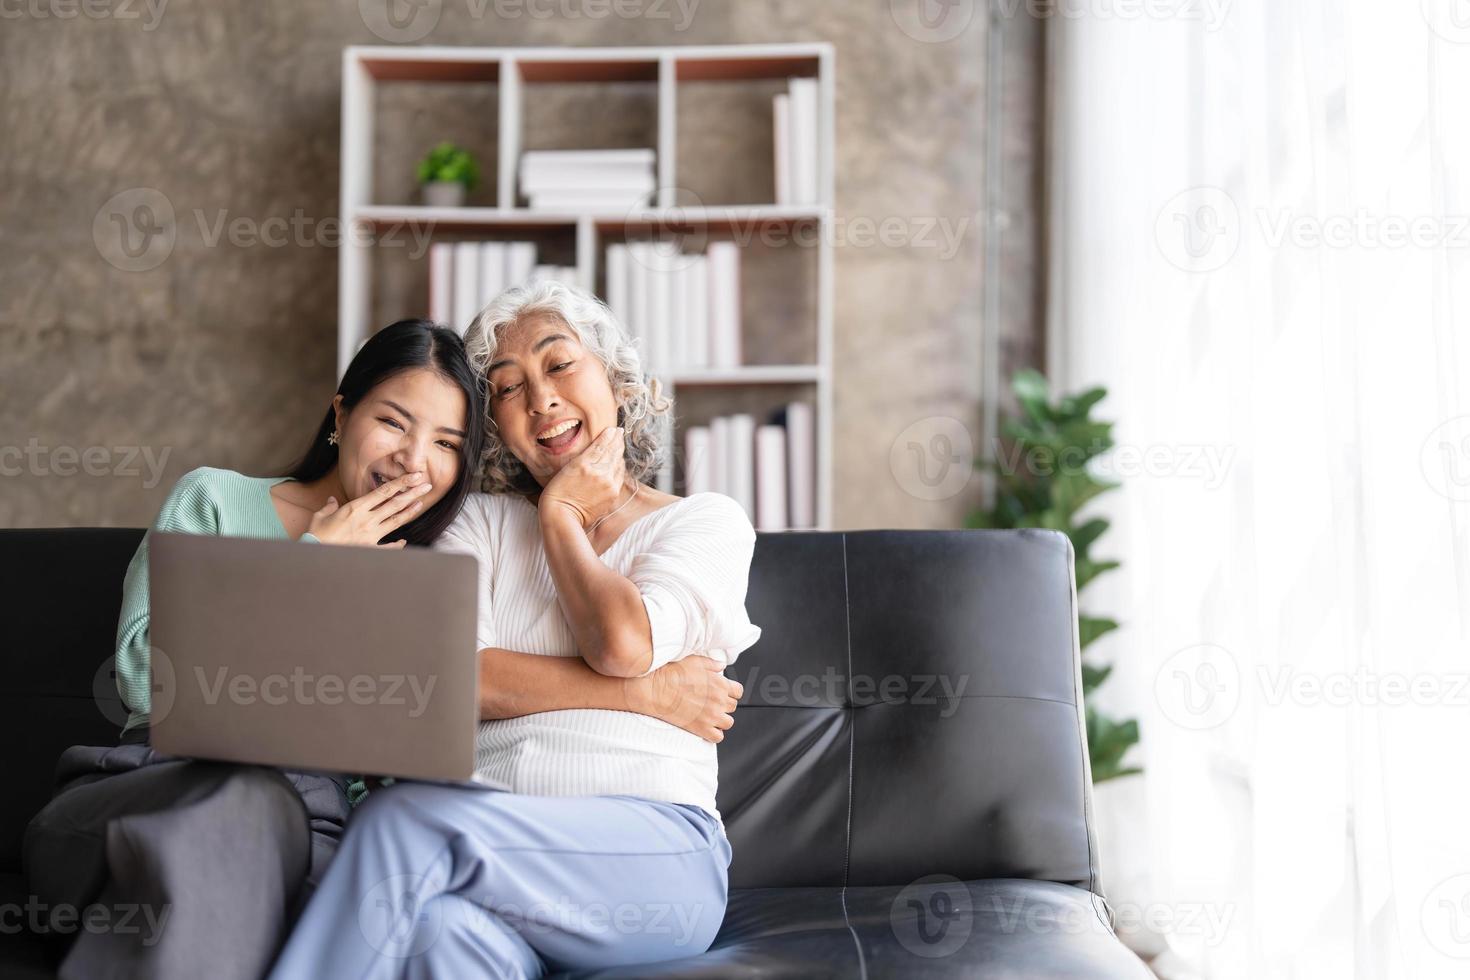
[148, 532, 478, 781]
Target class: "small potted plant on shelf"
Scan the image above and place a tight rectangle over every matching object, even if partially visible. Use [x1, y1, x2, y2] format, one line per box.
[417, 142, 479, 208]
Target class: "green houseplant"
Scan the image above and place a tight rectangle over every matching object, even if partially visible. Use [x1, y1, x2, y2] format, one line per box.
[967, 369, 1141, 783]
[417, 142, 480, 207]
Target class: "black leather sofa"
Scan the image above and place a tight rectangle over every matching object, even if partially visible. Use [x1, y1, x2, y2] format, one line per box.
[1, 526, 1151, 979]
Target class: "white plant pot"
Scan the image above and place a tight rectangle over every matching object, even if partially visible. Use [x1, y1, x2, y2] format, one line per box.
[422, 182, 467, 208]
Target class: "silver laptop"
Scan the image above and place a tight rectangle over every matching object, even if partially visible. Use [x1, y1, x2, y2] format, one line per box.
[148, 532, 478, 781]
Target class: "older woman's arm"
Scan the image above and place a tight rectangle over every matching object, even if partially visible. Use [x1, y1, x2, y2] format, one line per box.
[541, 493, 762, 680]
[538, 504, 656, 677]
[479, 646, 741, 743]
[479, 643, 646, 715]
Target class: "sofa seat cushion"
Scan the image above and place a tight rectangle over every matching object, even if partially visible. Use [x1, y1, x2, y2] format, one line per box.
[550, 879, 1151, 979]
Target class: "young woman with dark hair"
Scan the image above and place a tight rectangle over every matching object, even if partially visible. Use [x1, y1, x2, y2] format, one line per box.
[22, 318, 744, 980]
[275, 318, 482, 549]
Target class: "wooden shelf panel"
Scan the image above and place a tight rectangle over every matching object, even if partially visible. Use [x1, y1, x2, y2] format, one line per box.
[518, 58, 659, 83]
[353, 205, 827, 233]
[674, 56, 819, 82]
[596, 206, 826, 233]
[667, 366, 823, 386]
[354, 206, 579, 230]
[350, 45, 828, 84]
[359, 56, 501, 82]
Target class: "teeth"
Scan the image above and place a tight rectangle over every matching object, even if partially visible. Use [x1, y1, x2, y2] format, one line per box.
[538, 419, 579, 441]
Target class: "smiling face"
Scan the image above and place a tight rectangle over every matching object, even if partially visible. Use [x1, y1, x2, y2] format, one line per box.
[333, 367, 469, 507]
[485, 315, 621, 488]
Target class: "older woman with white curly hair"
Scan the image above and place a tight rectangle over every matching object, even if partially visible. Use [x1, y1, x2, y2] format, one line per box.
[268, 279, 764, 980]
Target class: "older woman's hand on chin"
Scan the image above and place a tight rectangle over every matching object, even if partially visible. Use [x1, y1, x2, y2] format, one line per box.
[537, 424, 627, 529]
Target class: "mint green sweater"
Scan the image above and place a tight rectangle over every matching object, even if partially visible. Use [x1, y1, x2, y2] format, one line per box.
[117, 467, 295, 728]
[115, 466, 364, 803]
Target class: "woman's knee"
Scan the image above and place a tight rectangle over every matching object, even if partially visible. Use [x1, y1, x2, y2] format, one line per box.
[24, 761, 298, 906]
[216, 764, 300, 808]
[196, 765, 312, 846]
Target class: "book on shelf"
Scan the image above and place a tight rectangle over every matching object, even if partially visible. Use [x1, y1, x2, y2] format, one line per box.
[605, 244, 629, 325]
[773, 92, 792, 206]
[506, 242, 535, 287]
[521, 148, 655, 169]
[725, 414, 755, 519]
[519, 148, 656, 212]
[668, 258, 688, 374]
[783, 401, 816, 529]
[774, 77, 819, 206]
[452, 242, 480, 337]
[476, 242, 505, 323]
[684, 400, 816, 530]
[706, 242, 741, 369]
[684, 425, 712, 496]
[429, 243, 453, 324]
[685, 253, 709, 370]
[602, 243, 739, 377]
[526, 191, 653, 211]
[646, 245, 671, 377]
[520, 170, 655, 195]
[755, 424, 788, 532]
[708, 416, 729, 503]
[430, 240, 543, 334]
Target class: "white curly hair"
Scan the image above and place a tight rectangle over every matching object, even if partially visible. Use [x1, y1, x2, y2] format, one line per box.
[462, 278, 674, 497]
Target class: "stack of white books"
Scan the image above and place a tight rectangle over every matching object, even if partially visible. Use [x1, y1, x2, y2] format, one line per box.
[519, 149, 656, 211]
[773, 77, 820, 205]
[428, 241, 538, 334]
[682, 402, 816, 531]
[603, 241, 742, 376]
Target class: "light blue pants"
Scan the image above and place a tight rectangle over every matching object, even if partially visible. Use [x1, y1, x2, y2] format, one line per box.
[266, 782, 733, 979]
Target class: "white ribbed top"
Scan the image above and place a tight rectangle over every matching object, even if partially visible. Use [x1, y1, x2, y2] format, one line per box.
[434, 490, 762, 824]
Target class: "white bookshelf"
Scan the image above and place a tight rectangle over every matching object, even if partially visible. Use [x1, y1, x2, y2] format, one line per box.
[339, 43, 835, 529]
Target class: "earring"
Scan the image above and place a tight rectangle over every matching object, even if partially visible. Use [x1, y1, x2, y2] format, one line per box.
[327, 430, 340, 446]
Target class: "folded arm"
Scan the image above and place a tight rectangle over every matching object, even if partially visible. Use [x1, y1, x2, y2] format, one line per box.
[478, 645, 740, 743]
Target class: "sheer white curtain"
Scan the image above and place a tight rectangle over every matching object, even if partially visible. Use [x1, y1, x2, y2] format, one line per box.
[1045, 2, 1470, 977]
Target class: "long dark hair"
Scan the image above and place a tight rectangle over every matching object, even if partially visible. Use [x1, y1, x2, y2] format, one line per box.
[284, 319, 485, 546]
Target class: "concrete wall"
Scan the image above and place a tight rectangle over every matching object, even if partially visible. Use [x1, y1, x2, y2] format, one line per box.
[0, 0, 1044, 530]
